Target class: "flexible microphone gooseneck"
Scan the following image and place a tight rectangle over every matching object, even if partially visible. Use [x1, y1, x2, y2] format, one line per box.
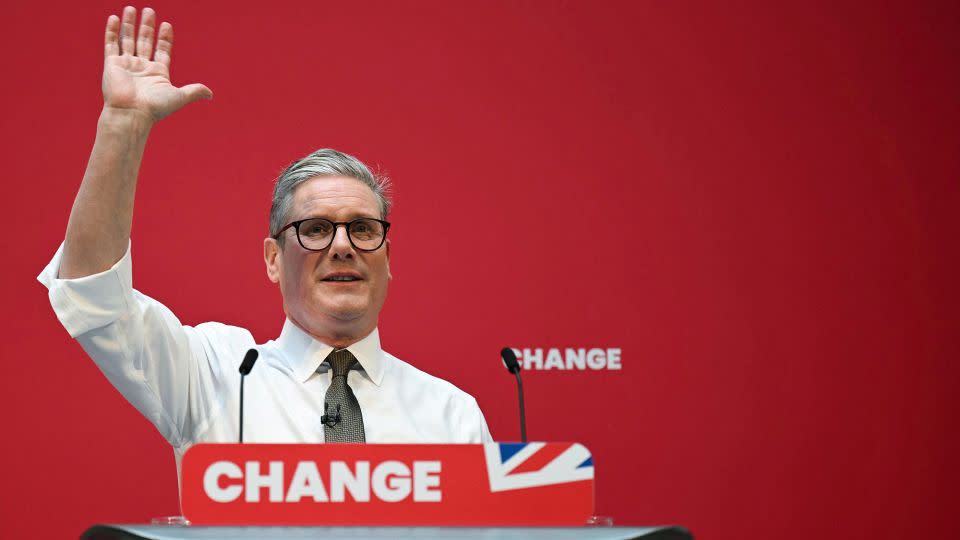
[500, 347, 527, 442]
[238, 348, 259, 443]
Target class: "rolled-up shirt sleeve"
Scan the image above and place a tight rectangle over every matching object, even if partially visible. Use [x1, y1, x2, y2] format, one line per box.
[37, 242, 253, 447]
[39, 243, 136, 338]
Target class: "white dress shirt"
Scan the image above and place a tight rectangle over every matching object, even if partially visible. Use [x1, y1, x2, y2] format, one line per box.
[38, 242, 492, 476]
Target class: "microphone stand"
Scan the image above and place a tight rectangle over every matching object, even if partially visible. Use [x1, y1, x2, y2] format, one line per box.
[500, 347, 527, 443]
[238, 349, 259, 443]
[515, 370, 527, 443]
[240, 374, 247, 443]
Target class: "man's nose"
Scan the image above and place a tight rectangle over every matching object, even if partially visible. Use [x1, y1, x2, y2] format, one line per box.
[329, 224, 355, 259]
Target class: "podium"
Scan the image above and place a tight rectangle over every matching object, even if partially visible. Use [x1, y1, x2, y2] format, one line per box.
[80, 443, 694, 539]
[81, 525, 695, 539]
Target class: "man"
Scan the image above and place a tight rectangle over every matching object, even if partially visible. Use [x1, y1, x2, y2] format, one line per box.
[37, 6, 491, 476]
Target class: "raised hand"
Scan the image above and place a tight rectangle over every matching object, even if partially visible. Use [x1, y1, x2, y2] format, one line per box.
[102, 6, 212, 122]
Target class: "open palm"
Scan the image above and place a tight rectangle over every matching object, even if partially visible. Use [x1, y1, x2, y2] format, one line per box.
[102, 7, 211, 122]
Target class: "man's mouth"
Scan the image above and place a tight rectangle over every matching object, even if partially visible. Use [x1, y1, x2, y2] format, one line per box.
[321, 272, 363, 282]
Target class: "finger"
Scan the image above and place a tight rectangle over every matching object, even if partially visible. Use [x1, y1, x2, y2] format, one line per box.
[119, 6, 136, 55]
[104, 14, 120, 58]
[179, 83, 214, 104]
[154, 21, 173, 67]
[136, 7, 156, 59]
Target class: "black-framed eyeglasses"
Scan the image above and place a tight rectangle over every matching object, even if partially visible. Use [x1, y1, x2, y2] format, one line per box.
[273, 217, 391, 252]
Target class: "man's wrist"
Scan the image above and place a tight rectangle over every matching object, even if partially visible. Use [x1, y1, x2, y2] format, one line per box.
[98, 106, 155, 136]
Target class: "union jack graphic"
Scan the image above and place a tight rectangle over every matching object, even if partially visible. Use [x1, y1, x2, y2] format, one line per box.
[484, 442, 594, 492]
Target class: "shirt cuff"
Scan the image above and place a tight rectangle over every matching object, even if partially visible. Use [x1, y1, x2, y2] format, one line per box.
[37, 241, 134, 338]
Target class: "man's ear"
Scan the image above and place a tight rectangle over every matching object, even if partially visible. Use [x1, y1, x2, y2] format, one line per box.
[385, 239, 392, 280]
[264, 237, 281, 284]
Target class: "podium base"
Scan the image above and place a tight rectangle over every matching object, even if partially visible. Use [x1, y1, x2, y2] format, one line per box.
[82, 524, 694, 540]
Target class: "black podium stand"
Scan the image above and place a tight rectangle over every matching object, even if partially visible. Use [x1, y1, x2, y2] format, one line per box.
[81, 525, 694, 540]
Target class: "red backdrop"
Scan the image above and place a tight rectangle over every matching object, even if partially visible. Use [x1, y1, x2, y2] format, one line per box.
[1, 1, 958, 538]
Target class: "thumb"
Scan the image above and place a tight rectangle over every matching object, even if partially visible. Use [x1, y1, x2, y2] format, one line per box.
[179, 83, 214, 105]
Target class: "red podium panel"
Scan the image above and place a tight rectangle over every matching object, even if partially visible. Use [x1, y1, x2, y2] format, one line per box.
[181, 442, 594, 526]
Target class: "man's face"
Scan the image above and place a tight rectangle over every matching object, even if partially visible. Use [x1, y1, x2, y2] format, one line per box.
[264, 176, 390, 343]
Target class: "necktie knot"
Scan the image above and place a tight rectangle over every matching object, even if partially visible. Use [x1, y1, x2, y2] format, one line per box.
[327, 349, 356, 378]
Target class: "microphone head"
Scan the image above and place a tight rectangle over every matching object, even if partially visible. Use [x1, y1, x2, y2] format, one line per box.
[239, 348, 259, 375]
[500, 347, 521, 374]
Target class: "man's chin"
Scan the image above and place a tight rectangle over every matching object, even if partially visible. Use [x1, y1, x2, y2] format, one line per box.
[315, 304, 367, 324]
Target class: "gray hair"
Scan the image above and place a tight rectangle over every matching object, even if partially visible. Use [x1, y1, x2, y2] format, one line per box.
[269, 148, 392, 239]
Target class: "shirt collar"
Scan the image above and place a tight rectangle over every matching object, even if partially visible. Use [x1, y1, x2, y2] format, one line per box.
[274, 319, 384, 386]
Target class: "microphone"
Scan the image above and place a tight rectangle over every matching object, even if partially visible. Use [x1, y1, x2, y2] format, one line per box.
[238, 348, 259, 443]
[239, 348, 258, 375]
[500, 347, 527, 442]
[321, 402, 342, 428]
